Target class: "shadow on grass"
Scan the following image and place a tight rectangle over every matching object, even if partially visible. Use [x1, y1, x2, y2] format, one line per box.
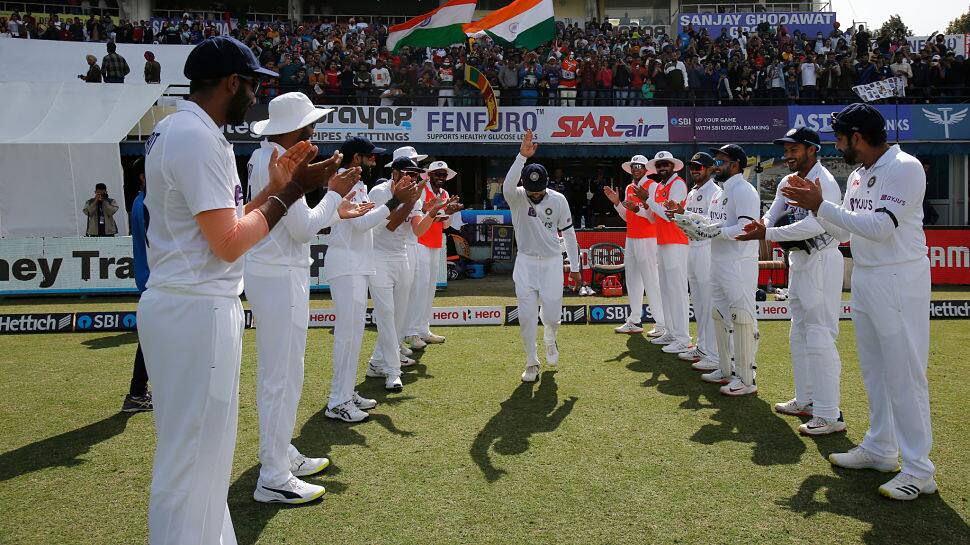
[778, 470, 970, 545]
[470, 371, 577, 482]
[80, 331, 138, 350]
[619, 334, 806, 466]
[0, 412, 133, 482]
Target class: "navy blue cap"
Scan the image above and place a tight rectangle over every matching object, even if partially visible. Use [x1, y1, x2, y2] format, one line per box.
[708, 144, 747, 169]
[774, 126, 822, 148]
[823, 103, 886, 135]
[521, 163, 549, 192]
[339, 136, 387, 157]
[687, 152, 715, 167]
[391, 157, 424, 173]
[183, 36, 278, 80]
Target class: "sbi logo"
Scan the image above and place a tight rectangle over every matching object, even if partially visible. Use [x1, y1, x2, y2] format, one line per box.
[123, 314, 137, 328]
[670, 117, 692, 126]
[77, 315, 93, 329]
[591, 307, 605, 320]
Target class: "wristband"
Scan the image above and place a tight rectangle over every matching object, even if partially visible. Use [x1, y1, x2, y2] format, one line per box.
[385, 197, 402, 210]
[268, 195, 288, 216]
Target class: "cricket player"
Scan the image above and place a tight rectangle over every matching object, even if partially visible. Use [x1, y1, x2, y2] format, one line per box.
[669, 144, 761, 396]
[504, 130, 581, 382]
[782, 103, 936, 499]
[244, 92, 374, 503]
[139, 36, 322, 545]
[366, 157, 448, 391]
[405, 159, 463, 350]
[678, 152, 720, 371]
[636, 152, 692, 353]
[603, 155, 666, 336]
[324, 139, 420, 423]
[738, 127, 848, 435]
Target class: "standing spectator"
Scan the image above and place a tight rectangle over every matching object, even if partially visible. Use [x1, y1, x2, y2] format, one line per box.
[559, 52, 578, 106]
[371, 58, 391, 97]
[890, 53, 913, 90]
[578, 58, 597, 105]
[838, 57, 857, 101]
[438, 58, 456, 106]
[83, 183, 118, 237]
[337, 63, 354, 104]
[855, 56, 878, 85]
[612, 58, 630, 106]
[784, 66, 800, 102]
[144, 50, 161, 83]
[596, 61, 613, 105]
[735, 76, 753, 104]
[818, 52, 841, 101]
[854, 25, 871, 58]
[799, 53, 819, 101]
[354, 63, 372, 105]
[498, 59, 519, 106]
[78, 54, 103, 82]
[544, 56, 561, 105]
[101, 41, 130, 83]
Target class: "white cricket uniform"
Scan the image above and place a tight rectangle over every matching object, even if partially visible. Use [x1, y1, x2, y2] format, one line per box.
[815, 144, 934, 479]
[613, 175, 665, 329]
[405, 184, 450, 339]
[685, 178, 720, 363]
[244, 141, 343, 487]
[645, 175, 691, 345]
[323, 179, 391, 409]
[503, 154, 580, 365]
[367, 179, 423, 376]
[706, 174, 760, 383]
[763, 161, 847, 420]
[139, 99, 243, 545]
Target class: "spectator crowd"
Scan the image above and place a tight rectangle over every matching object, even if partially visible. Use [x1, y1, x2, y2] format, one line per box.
[3, 8, 968, 105]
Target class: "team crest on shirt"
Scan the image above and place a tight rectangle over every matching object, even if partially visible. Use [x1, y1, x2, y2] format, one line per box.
[722, 197, 728, 205]
[234, 184, 244, 206]
[545, 207, 553, 215]
[528, 207, 537, 217]
[696, 194, 703, 201]
[867, 176, 877, 188]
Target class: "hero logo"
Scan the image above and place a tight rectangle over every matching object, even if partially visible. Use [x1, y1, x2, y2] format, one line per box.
[0, 313, 73, 334]
[928, 246, 970, 268]
[551, 114, 663, 138]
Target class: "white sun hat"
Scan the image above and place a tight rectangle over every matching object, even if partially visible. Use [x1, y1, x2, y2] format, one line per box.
[384, 146, 428, 167]
[251, 92, 333, 136]
[424, 160, 458, 180]
[645, 150, 684, 172]
[621, 154, 654, 174]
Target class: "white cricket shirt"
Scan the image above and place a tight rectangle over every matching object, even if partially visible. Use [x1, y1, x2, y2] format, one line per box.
[369, 179, 423, 261]
[503, 154, 574, 259]
[321, 179, 390, 280]
[763, 161, 846, 252]
[707, 173, 760, 263]
[685, 178, 719, 247]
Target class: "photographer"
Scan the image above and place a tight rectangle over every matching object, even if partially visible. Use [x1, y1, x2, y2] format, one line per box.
[82, 182, 119, 237]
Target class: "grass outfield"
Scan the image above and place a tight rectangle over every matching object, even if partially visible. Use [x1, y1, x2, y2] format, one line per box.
[0, 278, 968, 544]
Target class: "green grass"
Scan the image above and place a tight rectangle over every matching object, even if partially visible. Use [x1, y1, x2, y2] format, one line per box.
[1, 277, 969, 544]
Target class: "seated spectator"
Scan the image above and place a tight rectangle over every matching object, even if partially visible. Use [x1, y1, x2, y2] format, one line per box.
[78, 54, 103, 82]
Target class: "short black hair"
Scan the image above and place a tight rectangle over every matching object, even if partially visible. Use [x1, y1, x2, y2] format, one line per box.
[106, 41, 116, 53]
[95, 182, 107, 190]
[858, 130, 888, 147]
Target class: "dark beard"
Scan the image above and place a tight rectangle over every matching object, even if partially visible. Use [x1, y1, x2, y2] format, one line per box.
[840, 145, 858, 165]
[528, 194, 544, 204]
[713, 170, 730, 182]
[226, 85, 252, 125]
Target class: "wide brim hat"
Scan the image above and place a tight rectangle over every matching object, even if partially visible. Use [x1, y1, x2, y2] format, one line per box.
[621, 154, 653, 174]
[424, 160, 457, 180]
[385, 146, 428, 167]
[252, 92, 332, 136]
[645, 150, 684, 172]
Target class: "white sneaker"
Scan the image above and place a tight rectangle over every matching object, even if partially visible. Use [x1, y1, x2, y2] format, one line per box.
[385, 374, 403, 392]
[544, 342, 559, 368]
[614, 321, 644, 334]
[646, 326, 665, 337]
[691, 358, 720, 371]
[828, 446, 900, 472]
[422, 332, 446, 344]
[290, 453, 330, 477]
[701, 369, 731, 384]
[720, 377, 758, 396]
[879, 472, 938, 500]
[799, 413, 847, 436]
[521, 364, 540, 383]
[399, 355, 416, 367]
[407, 335, 427, 350]
[325, 400, 369, 423]
[774, 398, 814, 417]
[650, 333, 675, 345]
[365, 362, 385, 378]
[254, 476, 325, 504]
[661, 341, 693, 354]
[400, 344, 413, 357]
[677, 347, 704, 362]
[352, 391, 378, 410]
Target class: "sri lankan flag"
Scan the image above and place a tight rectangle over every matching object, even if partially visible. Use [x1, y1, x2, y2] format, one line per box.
[464, 64, 498, 131]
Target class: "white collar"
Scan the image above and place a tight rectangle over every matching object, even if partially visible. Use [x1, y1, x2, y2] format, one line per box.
[723, 173, 747, 189]
[177, 99, 227, 144]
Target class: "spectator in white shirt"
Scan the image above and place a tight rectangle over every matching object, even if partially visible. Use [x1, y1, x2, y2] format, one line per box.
[370, 58, 391, 91]
[800, 54, 820, 101]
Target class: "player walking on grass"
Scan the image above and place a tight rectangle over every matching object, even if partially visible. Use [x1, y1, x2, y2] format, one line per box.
[244, 92, 374, 504]
[504, 130, 581, 382]
[604, 155, 665, 336]
[782, 103, 937, 500]
[737, 127, 848, 436]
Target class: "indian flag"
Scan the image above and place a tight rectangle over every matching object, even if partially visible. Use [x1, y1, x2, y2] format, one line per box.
[386, 0, 477, 53]
[463, 0, 555, 50]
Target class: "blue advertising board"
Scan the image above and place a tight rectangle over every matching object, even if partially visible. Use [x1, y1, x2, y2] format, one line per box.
[790, 104, 970, 141]
[677, 12, 837, 39]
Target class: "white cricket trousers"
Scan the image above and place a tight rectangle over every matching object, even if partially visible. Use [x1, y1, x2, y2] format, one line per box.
[368, 258, 413, 376]
[328, 274, 369, 409]
[711, 257, 759, 378]
[788, 248, 844, 420]
[407, 244, 441, 338]
[513, 254, 564, 365]
[853, 258, 934, 479]
[244, 265, 310, 486]
[688, 242, 717, 363]
[624, 237, 665, 328]
[138, 288, 243, 545]
[658, 243, 691, 344]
